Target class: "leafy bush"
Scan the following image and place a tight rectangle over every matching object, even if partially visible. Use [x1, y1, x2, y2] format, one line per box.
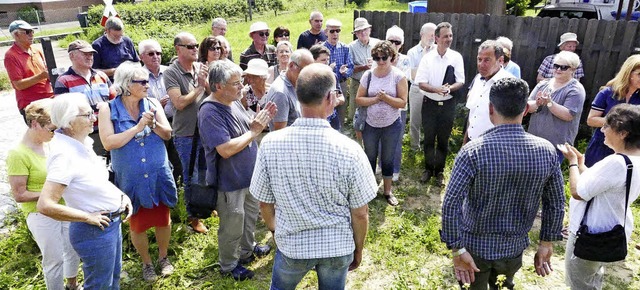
[0, 72, 11, 91]
[17, 6, 39, 23]
[507, 0, 530, 16]
[86, 0, 282, 27]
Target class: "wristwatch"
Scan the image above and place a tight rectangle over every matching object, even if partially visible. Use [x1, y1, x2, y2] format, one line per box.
[546, 100, 553, 108]
[452, 248, 467, 257]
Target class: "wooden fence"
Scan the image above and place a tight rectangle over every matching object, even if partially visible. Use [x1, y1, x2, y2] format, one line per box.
[355, 10, 640, 107]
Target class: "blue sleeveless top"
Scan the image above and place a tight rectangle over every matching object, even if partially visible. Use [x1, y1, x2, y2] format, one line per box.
[109, 96, 177, 214]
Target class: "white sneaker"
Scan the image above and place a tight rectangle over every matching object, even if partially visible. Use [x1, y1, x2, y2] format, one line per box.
[392, 173, 399, 182]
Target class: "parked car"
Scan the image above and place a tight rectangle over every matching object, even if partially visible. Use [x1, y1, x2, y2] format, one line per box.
[537, 3, 602, 20]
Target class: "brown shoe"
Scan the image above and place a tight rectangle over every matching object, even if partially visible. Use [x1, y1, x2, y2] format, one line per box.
[189, 218, 208, 233]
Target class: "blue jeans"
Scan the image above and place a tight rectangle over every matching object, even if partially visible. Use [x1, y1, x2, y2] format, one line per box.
[173, 136, 204, 217]
[377, 110, 406, 174]
[69, 215, 122, 290]
[270, 249, 353, 290]
[363, 118, 402, 178]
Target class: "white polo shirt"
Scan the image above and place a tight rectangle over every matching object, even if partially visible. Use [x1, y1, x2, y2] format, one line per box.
[466, 68, 515, 140]
[414, 48, 465, 102]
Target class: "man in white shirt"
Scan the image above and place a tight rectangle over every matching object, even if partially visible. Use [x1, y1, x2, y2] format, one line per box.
[406, 22, 436, 150]
[414, 22, 465, 186]
[466, 40, 514, 142]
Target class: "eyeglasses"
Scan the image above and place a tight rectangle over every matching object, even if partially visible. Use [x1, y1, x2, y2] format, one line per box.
[177, 44, 199, 50]
[227, 78, 244, 87]
[257, 31, 270, 37]
[388, 40, 402, 46]
[146, 51, 162, 57]
[208, 46, 222, 51]
[276, 33, 290, 38]
[553, 64, 571, 71]
[329, 29, 341, 34]
[76, 112, 95, 120]
[44, 125, 56, 133]
[131, 79, 149, 86]
[372, 55, 389, 62]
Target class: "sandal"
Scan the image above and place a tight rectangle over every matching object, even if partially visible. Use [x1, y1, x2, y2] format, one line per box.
[383, 193, 398, 206]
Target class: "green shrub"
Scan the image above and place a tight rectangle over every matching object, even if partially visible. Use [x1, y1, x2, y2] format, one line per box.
[507, 0, 530, 16]
[0, 72, 11, 91]
[86, 0, 276, 27]
[17, 6, 39, 23]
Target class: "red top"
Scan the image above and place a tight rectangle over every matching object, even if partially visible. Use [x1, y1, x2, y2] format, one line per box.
[4, 43, 53, 109]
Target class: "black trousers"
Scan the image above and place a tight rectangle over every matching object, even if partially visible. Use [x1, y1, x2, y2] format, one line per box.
[421, 97, 456, 174]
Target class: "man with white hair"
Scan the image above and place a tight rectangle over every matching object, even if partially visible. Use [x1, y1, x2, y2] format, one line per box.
[297, 11, 327, 49]
[4, 20, 53, 124]
[406, 22, 437, 150]
[264, 49, 315, 130]
[536, 32, 584, 82]
[211, 18, 233, 61]
[324, 19, 353, 130]
[139, 39, 182, 184]
[199, 61, 276, 281]
[349, 17, 379, 122]
[240, 21, 277, 70]
[53, 40, 115, 159]
[92, 16, 139, 79]
[496, 36, 521, 78]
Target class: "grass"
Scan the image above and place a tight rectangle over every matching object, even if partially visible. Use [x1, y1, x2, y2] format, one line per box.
[2, 0, 640, 289]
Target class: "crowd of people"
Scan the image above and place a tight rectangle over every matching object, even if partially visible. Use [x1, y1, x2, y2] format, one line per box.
[4, 10, 640, 290]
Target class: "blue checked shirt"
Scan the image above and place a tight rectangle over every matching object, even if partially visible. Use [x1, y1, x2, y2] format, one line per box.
[441, 124, 565, 260]
[324, 41, 353, 83]
[250, 118, 377, 259]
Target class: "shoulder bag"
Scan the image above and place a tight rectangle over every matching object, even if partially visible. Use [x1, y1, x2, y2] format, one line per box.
[186, 102, 219, 219]
[354, 70, 372, 131]
[573, 153, 633, 262]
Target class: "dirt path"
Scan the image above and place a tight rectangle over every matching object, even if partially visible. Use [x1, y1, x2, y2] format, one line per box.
[0, 90, 27, 233]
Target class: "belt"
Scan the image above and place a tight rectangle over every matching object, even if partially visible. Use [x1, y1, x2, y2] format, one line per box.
[102, 209, 125, 219]
[423, 95, 453, 106]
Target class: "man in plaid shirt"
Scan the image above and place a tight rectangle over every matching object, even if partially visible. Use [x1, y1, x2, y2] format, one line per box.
[441, 78, 565, 289]
[251, 63, 376, 289]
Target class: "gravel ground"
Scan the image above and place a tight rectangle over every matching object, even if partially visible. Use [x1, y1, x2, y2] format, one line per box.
[0, 90, 27, 233]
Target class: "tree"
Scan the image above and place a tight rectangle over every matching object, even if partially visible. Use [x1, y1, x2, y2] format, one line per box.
[507, 0, 530, 16]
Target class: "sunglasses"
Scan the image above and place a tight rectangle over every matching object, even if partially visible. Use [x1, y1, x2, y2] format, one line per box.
[276, 33, 290, 38]
[19, 29, 34, 35]
[131, 79, 150, 86]
[329, 29, 341, 34]
[208, 46, 222, 51]
[177, 44, 199, 50]
[146, 51, 162, 57]
[388, 40, 402, 46]
[553, 64, 571, 71]
[257, 31, 270, 37]
[372, 55, 389, 61]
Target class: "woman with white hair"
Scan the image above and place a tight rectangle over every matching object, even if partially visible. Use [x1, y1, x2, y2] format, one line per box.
[527, 51, 586, 161]
[266, 41, 293, 84]
[7, 99, 81, 290]
[37, 93, 133, 289]
[496, 36, 521, 78]
[98, 64, 177, 281]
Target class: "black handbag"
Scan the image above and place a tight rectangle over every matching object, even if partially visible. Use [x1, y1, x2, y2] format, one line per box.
[185, 120, 218, 219]
[573, 153, 633, 262]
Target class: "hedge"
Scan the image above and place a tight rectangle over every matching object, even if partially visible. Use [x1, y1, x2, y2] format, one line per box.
[87, 0, 284, 27]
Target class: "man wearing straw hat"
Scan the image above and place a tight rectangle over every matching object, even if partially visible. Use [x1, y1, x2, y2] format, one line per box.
[240, 21, 277, 70]
[536, 32, 584, 82]
[349, 17, 380, 124]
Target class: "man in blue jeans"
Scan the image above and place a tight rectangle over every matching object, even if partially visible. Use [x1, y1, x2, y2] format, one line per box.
[164, 32, 209, 233]
[250, 63, 377, 289]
